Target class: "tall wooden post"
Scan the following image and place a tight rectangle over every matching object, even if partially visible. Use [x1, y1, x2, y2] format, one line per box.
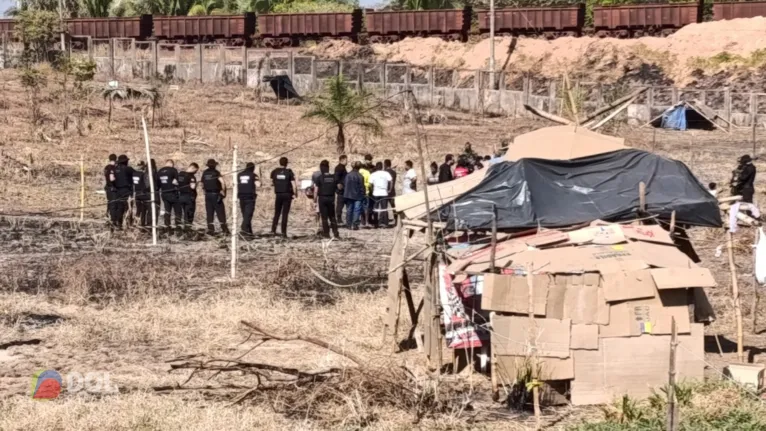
[639, 181, 646, 213]
[79, 155, 85, 221]
[526, 266, 541, 429]
[727, 230, 744, 362]
[142, 117, 157, 246]
[489, 204, 497, 272]
[231, 145, 238, 279]
[667, 317, 679, 431]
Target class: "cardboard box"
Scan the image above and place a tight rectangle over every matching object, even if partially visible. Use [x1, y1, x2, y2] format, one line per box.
[571, 324, 705, 405]
[599, 289, 691, 338]
[571, 324, 599, 350]
[495, 354, 575, 381]
[651, 268, 717, 290]
[601, 269, 657, 302]
[492, 314, 571, 358]
[546, 274, 609, 325]
[482, 274, 549, 315]
[621, 225, 674, 245]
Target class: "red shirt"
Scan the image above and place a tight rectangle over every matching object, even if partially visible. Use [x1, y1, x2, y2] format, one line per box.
[454, 167, 469, 178]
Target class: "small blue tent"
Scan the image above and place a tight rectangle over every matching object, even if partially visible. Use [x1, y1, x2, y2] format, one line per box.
[656, 101, 719, 131]
[661, 104, 688, 130]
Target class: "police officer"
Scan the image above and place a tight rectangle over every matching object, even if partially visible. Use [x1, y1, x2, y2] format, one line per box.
[157, 159, 179, 232]
[103, 154, 117, 219]
[132, 161, 151, 229]
[177, 162, 199, 232]
[237, 162, 258, 239]
[109, 154, 134, 230]
[201, 159, 229, 236]
[270, 157, 296, 238]
[314, 160, 340, 239]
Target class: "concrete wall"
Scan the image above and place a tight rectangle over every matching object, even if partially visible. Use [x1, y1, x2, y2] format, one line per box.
[3, 36, 766, 127]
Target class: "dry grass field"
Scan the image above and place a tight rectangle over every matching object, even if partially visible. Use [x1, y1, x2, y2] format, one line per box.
[1, 67, 765, 430]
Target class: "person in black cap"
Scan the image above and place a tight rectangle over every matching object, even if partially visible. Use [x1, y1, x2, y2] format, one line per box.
[733, 154, 757, 204]
[314, 159, 340, 239]
[157, 159, 179, 233]
[237, 162, 258, 239]
[131, 161, 151, 229]
[270, 157, 296, 238]
[201, 159, 229, 236]
[104, 154, 117, 219]
[177, 163, 199, 232]
[109, 154, 134, 230]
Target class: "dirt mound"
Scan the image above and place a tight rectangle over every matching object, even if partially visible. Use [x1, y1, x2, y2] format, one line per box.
[310, 17, 766, 87]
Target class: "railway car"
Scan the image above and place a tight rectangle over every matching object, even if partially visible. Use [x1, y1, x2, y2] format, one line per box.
[476, 5, 585, 38]
[365, 8, 471, 43]
[592, 3, 700, 37]
[66, 16, 152, 40]
[256, 11, 361, 48]
[714, 1, 766, 20]
[0, 18, 15, 38]
[153, 13, 255, 45]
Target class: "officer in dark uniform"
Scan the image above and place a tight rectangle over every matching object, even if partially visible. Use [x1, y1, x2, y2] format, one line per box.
[104, 154, 117, 219]
[270, 157, 296, 238]
[109, 155, 134, 230]
[237, 162, 258, 239]
[157, 159, 179, 232]
[132, 161, 151, 229]
[201, 159, 229, 236]
[314, 160, 340, 239]
[177, 162, 199, 232]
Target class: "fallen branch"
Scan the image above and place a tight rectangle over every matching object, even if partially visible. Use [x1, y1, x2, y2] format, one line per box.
[580, 87, 648, 125]
[587, 95, 640, 130]
[523, 104, 573, 125]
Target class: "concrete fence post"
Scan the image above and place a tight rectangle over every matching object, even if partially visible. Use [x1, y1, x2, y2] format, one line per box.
[429, 66, 434, 107]
[522, 75, 530, 106]
[197, 45, 203, 83]
[310, 56, 317, 91]
[152, 41, 158, 78]
[724, 88, 732, 124]
[288, 51, 294, 83]
[382, 62, 388, 97]
[242, 46, 248, 86]
[647, 87, 655, 113]
[338, 59, 343, 77]
[174, 44, 180, 81]
[108, 39, 115, 78]
[131, 38, 136, 76]
[751, 93, 758, 127]
[475, 70, 482, 114]
[548, 81, 557, 115]
[671, 87, 679, 105]
[1, 32, 6, 69]
[405, 65, 411, 93]
[357, 62, 363, 92]
[698, 89, 706, 106]
[218, 45, 225, 82]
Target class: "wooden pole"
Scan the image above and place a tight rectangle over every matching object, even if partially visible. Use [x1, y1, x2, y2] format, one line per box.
[489, 204, 497, 273]
[727, 230, 744, 362]
[526, 265, 541, 429]
[231, 144, 238, 280]
[142, 117, 157, 246]
[669, 210, 676, 234]
[667, 317, 678, 431]
[79, 155, 85, 222]
[639, 182, 646, 213]
[753, 115, 757, 156]
[411, 94, 434, 244]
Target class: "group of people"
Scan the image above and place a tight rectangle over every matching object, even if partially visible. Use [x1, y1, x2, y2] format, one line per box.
[101, 141, 502, 239]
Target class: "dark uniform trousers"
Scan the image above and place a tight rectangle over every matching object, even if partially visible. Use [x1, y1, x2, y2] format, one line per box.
[161, 193, 181, 228]
[205, 193, 229, 234]
[335, 193, 345, 225]
[105, 186, 115, 219]
[272, 193, 292, 235]
[319, 195, 339, 238]
[178, 194, 196, 230]
[110, 188, 132, 228]
[239, 195, 256, 236]
[136, 198, 150, 228]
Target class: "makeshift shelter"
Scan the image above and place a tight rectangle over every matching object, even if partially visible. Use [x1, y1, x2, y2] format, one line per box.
[653, 100, 722, 131]
[263, 75, 301, 100]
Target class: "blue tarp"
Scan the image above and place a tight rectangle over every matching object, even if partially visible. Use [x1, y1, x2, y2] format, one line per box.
[661, 105, 688, 130]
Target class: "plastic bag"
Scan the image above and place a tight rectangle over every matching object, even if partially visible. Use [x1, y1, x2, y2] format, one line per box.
[755, 227, 766, 285]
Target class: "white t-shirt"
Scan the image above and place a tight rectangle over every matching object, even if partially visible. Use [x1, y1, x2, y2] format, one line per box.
[369, 170, 393, 197]
[402, 168, 417, 194]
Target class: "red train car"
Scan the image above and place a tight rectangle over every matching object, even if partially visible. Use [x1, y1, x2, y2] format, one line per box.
[366, 8, 471, 42]
[0, 19, 15, 38]
[714, 1, 766, 20]
[66, 16, 152, 39]
[593, 4, 699, 37]
[257, 11, 360, 47]
[154, 13, 255, 44]
[477, 6, 584, 38]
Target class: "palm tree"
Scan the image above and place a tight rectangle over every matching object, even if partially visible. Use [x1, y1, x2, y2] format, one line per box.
[188, 0, 222, 15]
[82, 0, 113, 17]
[303, 75, 383, 155]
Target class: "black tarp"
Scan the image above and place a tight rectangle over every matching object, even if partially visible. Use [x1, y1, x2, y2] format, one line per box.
[436, 149, 722, 230]
[263, 75, 301, 100]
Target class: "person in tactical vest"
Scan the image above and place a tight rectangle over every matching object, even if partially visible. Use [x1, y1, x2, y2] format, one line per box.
[109, 155, 134, 230]
[176, 163, 199, 232]
[237, 162, 259, 239]
[104, 154, 117, 219]
[270, 157, 297, 238]
[201, 159, 229, 236]
[131, 161, 152, 229]
[157, 159, 180, 232]
[314, 160, 340, 239]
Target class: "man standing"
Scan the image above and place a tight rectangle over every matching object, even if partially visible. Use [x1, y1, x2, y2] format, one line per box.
[238, 162, 258, 239]
[104, 154, 117, 218]
[439, 154, 455, 183]
[344, 162, 365, 230]
[314, 160, 340, 239]
[271, 157, 297, 238]
[369, 161, 393, 228]
[201, 159, 229, 236]
[177, 163, 199, 232]
[132, 161, 151, 229]
[157, 159, 179, 232]
[359, 161, 371, 227]
[109, 155, 134, 230]
[384, 159, 397, 223]
[334, 155, 348, 225]
[402, 160, 417, 194]
[462, 142, 479, 172]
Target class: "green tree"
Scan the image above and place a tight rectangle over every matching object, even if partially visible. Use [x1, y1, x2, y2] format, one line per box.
[391, 0, 453, 10]
[188, 0, 223, 15]
[304, 75, 382, 155]
[82, 0, 113, 17]
[20, 66, 48, 128]
[16, 10, 60, 64]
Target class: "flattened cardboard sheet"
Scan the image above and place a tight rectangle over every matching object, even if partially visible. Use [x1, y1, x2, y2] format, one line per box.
[492, 314, 571, 358]
[650, 268, 717, 290]
[482, 274, 549, 315]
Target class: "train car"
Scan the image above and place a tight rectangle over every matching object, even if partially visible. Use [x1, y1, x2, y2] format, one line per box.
[365, 8, 471, 43]
[0, 18, 15, 38]
[256, 11, 361, 48]
[66, 16, 152, 40]
[477, 5, 585, 38]
[714, 1, 766, 20]
[153, 13, 255, 45]
[592, 3, 699, 37]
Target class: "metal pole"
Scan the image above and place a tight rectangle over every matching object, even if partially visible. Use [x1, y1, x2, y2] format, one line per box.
[79, 155, 84, 222]
[489, 0, 495, 90]
[142, 117, 158, 246]
[230, 145, 238, 279]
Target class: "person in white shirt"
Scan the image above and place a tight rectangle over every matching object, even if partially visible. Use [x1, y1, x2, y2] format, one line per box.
[402, 160, 417, 194]
[369, 162, 393, 227]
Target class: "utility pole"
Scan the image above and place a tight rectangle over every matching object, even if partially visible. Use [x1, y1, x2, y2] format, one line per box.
[489, 0, 495, 90]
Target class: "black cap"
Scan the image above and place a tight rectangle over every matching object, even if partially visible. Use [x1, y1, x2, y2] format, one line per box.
[246, 162, 255, 170]
[740, 154, 753, 164]
[108, 154, 117, 162]
[207, 159, 217, 168]
[117, 154, 129, 163]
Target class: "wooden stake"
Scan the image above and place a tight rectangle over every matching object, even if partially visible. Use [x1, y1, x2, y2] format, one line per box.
[526, 265, 541, 429]
[727, 230, 745, 362]
[639, 182, 646, 213]
[753, 115, 758, 157]
[79, 155, 85, 222]
[667, 317, 678, 431]
[231, 144, 238, 280]
[669, 210, 676, 234]
[489, 204, 498, 273]
[141, 116, 158, 246]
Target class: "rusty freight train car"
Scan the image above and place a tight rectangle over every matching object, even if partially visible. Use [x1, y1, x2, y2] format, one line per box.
[0, 19, 15, 39]
[66, 16, 152, 39]
[153, 13, 255, 44]
[366, 8, 471, 42]
[477, 5, 585, 38]
[592, 3, 700, 37]
[256, 11, 361, 47]
[714, 1, 766, 20]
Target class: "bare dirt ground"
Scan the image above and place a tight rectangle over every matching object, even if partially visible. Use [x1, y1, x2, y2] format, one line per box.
[0, 67, 765, 430]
